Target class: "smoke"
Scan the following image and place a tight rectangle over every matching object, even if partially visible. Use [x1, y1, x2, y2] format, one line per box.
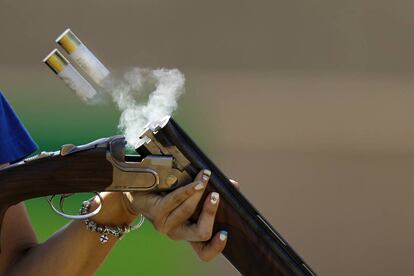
[102, 67, 185, 147]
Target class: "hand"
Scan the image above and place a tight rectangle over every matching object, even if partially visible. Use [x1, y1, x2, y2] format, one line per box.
[189, 178, 240, 261]
[123, 169, 230, 261]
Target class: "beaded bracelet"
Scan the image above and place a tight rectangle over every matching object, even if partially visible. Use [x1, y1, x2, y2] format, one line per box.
[80, 200, 145, 244]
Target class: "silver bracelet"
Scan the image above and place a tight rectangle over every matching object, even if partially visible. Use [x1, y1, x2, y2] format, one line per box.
[80, 200, 145, 244]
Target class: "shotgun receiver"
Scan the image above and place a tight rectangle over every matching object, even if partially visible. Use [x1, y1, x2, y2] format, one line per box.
[0, 116, 316, 275]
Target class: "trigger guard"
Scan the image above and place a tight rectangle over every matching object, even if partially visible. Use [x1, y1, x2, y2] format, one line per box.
[58, 193, 75, 214]
[47, 192, 103, 220]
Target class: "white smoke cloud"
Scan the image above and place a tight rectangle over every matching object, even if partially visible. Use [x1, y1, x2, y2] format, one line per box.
[103, 67, 185, 147]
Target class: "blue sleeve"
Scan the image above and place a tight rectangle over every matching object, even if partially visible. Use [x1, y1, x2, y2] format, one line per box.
[0, 91, 38, 164]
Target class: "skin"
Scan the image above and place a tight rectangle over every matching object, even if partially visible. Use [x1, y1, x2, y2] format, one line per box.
[0, 165, 238, 276]
[125, 169, 239, 261]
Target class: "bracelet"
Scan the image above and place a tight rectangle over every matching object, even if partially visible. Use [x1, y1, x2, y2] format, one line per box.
[80, 199, 145, 244]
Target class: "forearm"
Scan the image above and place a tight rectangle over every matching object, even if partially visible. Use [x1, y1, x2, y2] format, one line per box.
[5, 193, 136, 276]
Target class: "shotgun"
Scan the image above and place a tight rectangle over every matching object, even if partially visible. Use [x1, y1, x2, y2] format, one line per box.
[0, 116, 316, 275]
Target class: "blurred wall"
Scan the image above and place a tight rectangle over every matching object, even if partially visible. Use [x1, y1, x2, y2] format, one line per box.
[2, 1, 414, 275]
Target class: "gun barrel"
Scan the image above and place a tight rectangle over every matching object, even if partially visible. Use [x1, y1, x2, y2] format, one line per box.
[136, 118, 317, 276]
[43, 49, 98, 101]
[56, 29, 110, 85]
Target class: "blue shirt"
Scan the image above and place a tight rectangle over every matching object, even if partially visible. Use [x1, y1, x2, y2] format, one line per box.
[0, 91, 38, 164]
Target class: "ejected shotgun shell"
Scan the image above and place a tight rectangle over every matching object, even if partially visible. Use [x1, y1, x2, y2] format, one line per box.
[43, 49, 98, 102]
[56, 29, 110, 85]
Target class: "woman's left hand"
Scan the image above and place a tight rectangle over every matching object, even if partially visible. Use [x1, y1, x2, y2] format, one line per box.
[122, 170, 239, 261]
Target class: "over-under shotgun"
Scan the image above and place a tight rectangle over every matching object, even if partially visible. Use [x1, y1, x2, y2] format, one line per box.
[0, 117, 316, 275]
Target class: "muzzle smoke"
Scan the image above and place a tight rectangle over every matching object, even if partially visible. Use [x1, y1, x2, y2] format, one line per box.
[102, 67, 185, 148]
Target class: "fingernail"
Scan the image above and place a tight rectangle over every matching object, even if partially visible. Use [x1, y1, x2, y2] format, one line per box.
[219, 231, 228, 241]
[195, 181, 205, 191]
[202, 174, 210, 182]
[210, 192, 219, 204]
[203, 169, 211, 177]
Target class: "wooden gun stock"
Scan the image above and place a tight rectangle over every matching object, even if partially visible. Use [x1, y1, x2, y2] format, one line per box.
[152, 119, 316, 276]
[0, 148, 113, 234]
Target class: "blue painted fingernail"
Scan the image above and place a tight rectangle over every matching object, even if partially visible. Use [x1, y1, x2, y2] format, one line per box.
[219, 231, 228, 241]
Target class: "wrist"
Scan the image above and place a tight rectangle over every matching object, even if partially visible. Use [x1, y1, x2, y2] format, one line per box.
[89, 192, 137, 225]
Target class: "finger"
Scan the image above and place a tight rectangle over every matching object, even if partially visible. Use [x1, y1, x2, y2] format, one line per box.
[167, 191, 219, 241]
[229, 179, 240, 190]
[163, 170, 211, 231]
[190, 231, 228, 262]
[161, 169, 210, 213]
[195, 192, 220, 241]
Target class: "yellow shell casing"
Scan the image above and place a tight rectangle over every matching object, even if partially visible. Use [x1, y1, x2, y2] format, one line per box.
[43, 49, 69, 74]
[56, 28, 81, 55]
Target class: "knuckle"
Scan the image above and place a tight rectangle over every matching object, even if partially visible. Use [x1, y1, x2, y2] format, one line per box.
[154, 222, 168, 234]
[198, 230, 212, 241]
[171, 193, 182, 204]
[181, 205, 194, 217]
[167, 232, 178, 240]
[199, 253, 212, 262]
[184, 186, 193, 196]
[157, 227, 168, 235]
[153, 223, 162, 232]
[152, 214, 163, 225]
